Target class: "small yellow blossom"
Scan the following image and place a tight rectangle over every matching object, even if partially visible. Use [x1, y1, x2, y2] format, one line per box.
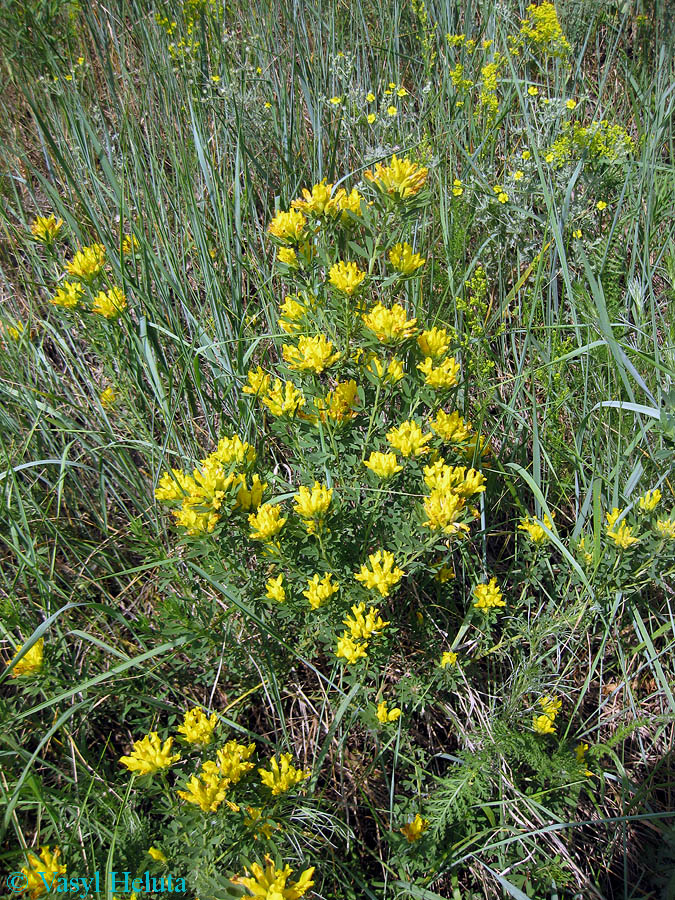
[364, 451, 403, 479]
[148, 847, 168, 863]
[119, 732, 180, 776]
[21, 846, 67, 899]
[422, 490, 467, 535]
[231, 861, 315, 900]
[367, 113, 376, 124]
[518, 513, 554, 544]
[387, 420, 432, 457]
[377, 701, 402, 723]
[431, 409, 473, 442]
[364, 154, 428, 199]
[435, 565, 455, 583]
[177, 766, 229, 812]
[532, 713, 556, 734]
[573, 229, 582, 238]
[387, 105, 397, 116]
[177, 707, 218, 744]
[354, 550, 404, 597]
[31, 215, 64, 244]
[452, 178, 463, 197]
[401, 813, 429, 842]
[605, 507, 639, 549]
[50, 281, 84, 308]
[513, 170, 524, 181]
[417, 355, 460, 390]
[265, 574, 286, 603]
[440, 650, 457, 668]
[596, 200, 607, 211]
[363, 303, 418, 343]
[329, 96, 342, 105]
[315, 379, 359, 423]
[100, 387, 117, 408]
[344, 602, 389, 639]
[92, 287, 127, 319]
[528, 86, 539, 95]
[283, 334, 340, 374]
[8, 638, 44, 678]
[497, 191, 509, 203]
[216, 740, 256, 783]
[336, 635, 368, 664]
[243, 366, 271, 397]
[366, 92, 376, 102]
[294, 482, 333, 523]
[259, 753, 310, 795]
[366, 355, 405, 384]
[249, 504, 287, 542]
[122, 233, 139, 254]
[417, 327, 450, 359]
[522, 149, 531, 160]
[66, 244, 106, 280]
[575, 742, 593, 776]
[472, 577, 505, 611]
[329, 260, 367, 295]
[268, 209, 307, 244]
[545, 152, 554, 163]
[655, 518, 675, 539]
[277, 246, 297, 267]
[539, 695, 562, 718]
[260, 379, 306, 417]
[388, 241, 425, 274]
[566, 98, 577, 109]
[302, 572, 339, 609]
[638, 489, 661, 511]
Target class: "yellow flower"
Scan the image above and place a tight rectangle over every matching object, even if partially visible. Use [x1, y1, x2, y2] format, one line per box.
[294, 482, 332, 522]
[65, 244, 105, 279]
[277, 247, 297, 267]
[532, 713, 556, 734]
[522, 149, 531, 160]
[8, 638, 44, 678]
[122, 233, 139, 254]
[231, 860, 315, 900]
[265, 574, 286, 603]
[278, 295, 306, 333]
[528, 85, 539, 96]
[177, 707, 218, 744]
[422, 490, 467, 535]
[513, 170, 524, 181]
[363, 302, 417, 343]
[655, 518, 675, 539]
[367, 113, 376, 124]
[566, 98, 577, 109]
[344, 602, 389, 641]
[545, 152, 554, 163]
[354, 550, 404, 597]
[417, 327, 450, 359]
[148, 847, 167, 863]
[99, 387, 117, 409]
[377, 700, 401, 723]
[282, 334, 340, 374]
[31, 215, 64, 243]
[268, 209, 307, 243]
[366, 92, 376, 102]
[520, 2, 571, 57]
[440, 650, 457, 668]
[400, 814, 429, 842]
[637, 489, 661, 511]
[386, 420, 432, 457]
[497, 191, 509, 203]
[417, 355, 460, 390]
[328, 260, 367, 295]
[214, 435, 257, 466]
[596, 200, 607, 210]
[364, 451, 403, 479]
[22, 846, 67, 899]
[291, 179, 341, 217]
[243, 366, 271, 397]
[518, 513, 555, 544]
[303, 572, 339, 609]
[472, 577, 505, 611]
[452, 178, 463, 197]
[259, 753, 310, 795]
[434, 565, 455, 583]
[573, 229, 582, 238]
[364, 154, 428, 199]
[575, 742, 593, 776]
[539, 695, 562, 718]
[605, 507, 639, 549]
[366, 355, 405, 384]
[336, 635, 368, 664]
[388, 241, 425, 274]
[329, 96, 342, 105]
[92, 287, 127, 319]
[216, 740, 256, 783]
[260, 379, 306, 417]
[387, 105, 397, 116]
[431, 409, 473, 442]
[177, 765, 229, 812]
[119, 732, 180, 776]
[315, 380, 359, 423]
[249, 503, 287, 542]
[155, 468, 192, 501]
[235, 474, 266, 512]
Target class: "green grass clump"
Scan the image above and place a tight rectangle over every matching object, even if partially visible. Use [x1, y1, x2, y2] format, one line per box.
[1, 1, 674, 898]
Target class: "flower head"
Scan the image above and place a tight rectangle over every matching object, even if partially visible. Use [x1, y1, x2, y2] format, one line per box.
[100, 387, 117, 409]
[315, 380, 359, 423]
[532, 713, 556, 734]
[362, 302, 417, 343]
[216, 740, 256, 783]
[148, 847, 168, 863]
[282, 334, 340, 374]
[258, 753, 310, 795]
[655, 518, 675, 539]
[354, 550, 404, 597]
[177, 707, 218, 744]
[31, 215, 64, 244]
[637, 489, 661, 512]
[605, 508, 639, 549]
[294, 482, 333, 526]
[92, 287, 127, 319]
[249, 504, 287, 542]
[518, 513, 555, 544]
[261, 379, 306, 417]
[302, 572, 339, 609]
[386, 420, 432, 457]
[119, 732, 180, 776]
[22, 847, 67, 899]
[364, 451, 403, 479]
[364, 154, 428, 199]
[50, 281, 83, 308]
[440, 650, 457, 668]
[329, 260, 367, 295]
[388, 241, 425, 274]
[417, 356, 460, 390]
[66, 244, 105, 280]
[431, 409, 473, 442]
[400, 813, 429, 842]
[377, 700, 401, 723]
[177, 765, 229, 812]
[335, 635, 369, 664]
[268, 209, 307, 244]
[265, 574, 286, 603]
[8, 638, 44, 678]
[231, 860, 315, 899]
[417, 327, 450, 358]
[472, 577, 505, 612]
[344, 602, 389, 638]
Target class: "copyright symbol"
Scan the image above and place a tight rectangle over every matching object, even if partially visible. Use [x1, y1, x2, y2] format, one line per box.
[7, 872, 27, 892]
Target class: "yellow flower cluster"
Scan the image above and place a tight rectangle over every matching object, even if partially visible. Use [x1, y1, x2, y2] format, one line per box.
[92, 287, 127, 319]
[532, 694, 562, 734]
[8, 637, 44, 677]
[329, 260, 367, 295]
[21, 846, 67, 899]
[388, 241, 425, 274]
[422, 459, 485, 535]
[400, 813, 430, 842]
[354, 550, 404, 597]
[177, 707, 218, 744]
[386, 420, 432, 457]
[231, 860, 315, 900]
[376, 700, 402, 723]
[119, 732, 181, 776]
[336, 601, 390, 664]
[364, 451, 402, 479]
[65, 244, 106, 280]
[362, 302, 418, 343]
[518, 512, 555, 544]
[605, 507, 639, 550]
[472, 577, 505, 612]
[303, 572, 339, 609]
[282, 334, 340, 374]
[30, 214, 64, 244]
[519, 2, 571, 57]
[258, 753, 310, 795]
[291, 177, 363, 220]
[364, 154, 428, 199]
[178, 740, 255, 812]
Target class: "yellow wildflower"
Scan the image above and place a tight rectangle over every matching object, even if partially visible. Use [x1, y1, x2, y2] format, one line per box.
[417, 355, 460, 390]
[8, 638, 44, 678]
[268, 209, 307, 243]
[50, 281, 83, 308]
[100, 387, 117, 408]
[522, 149, 531, 160]
[336, 635, 369, 664]
[366, 355, 405, 384]
[518, 513, 555, 544]
[431, 409, 473, 442]
[366, 92, 376, 102]
[472, 577, 505, 611]
[513, 170, 524, 180]
[422, 490, 467, 535]
[637, 489, 661, 511]
[377, 701, 401, 723]
[155, 468, 192, 501]
[282, 334, 340, 374]
[387, 105, 397, 116]
[575, 742, 593, 776]
[294, 482, 332, 522]
[573, 229, 582, 239]
[148, 847, 167, 863]
[302, 572, 339, 609]
[22, 847, 67, 899]
[364, 154, 428, 199]
[344, 602, 389, 639]
[417, 327, 450, 358]
[122, 233, 139, 254]
[30, 215, 64, 243]
[520, 3, 571, 57]
[249, 504, 287, 542]
[401, 814, 429, 842]
[265, 574, 286, 603]
[354, 550, 404, 597]
[278, 295, 306, 334]
[277, 246, 298, 267]
[329, 96, 342, 105]
[386, 420, 432, 457]
[539, 695, 562, 718]
[452, 178, 463, 197]
[259, 753, 310, 795]
[655, 518, 675, 539]
[177, 707, 218, 744]
[235, 474, 266, 511]
[216, 740, 256, 783]
[315, 380, 359, 423]
[231, 860, 315, 900]
[363, 303, 418, 343]
[119, 732, 180, 776]
[65, 244, 106, 279]
[605, 508, 639, 549]
[243, 366, 271, 397]
[92, 287, 127, 319]
[260, 379, 306, 417]
[364, 451, 403, 479]
[596, 200, 607, 211]
[440, 650, 457, 668]
[388, 241, 425, 274]
[566, 99, 576, 109]
[328, 260, 367, 295]
[177, 766, 229, 813]
[528, 85, 539, 96]
[532, 714, 556, 734]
